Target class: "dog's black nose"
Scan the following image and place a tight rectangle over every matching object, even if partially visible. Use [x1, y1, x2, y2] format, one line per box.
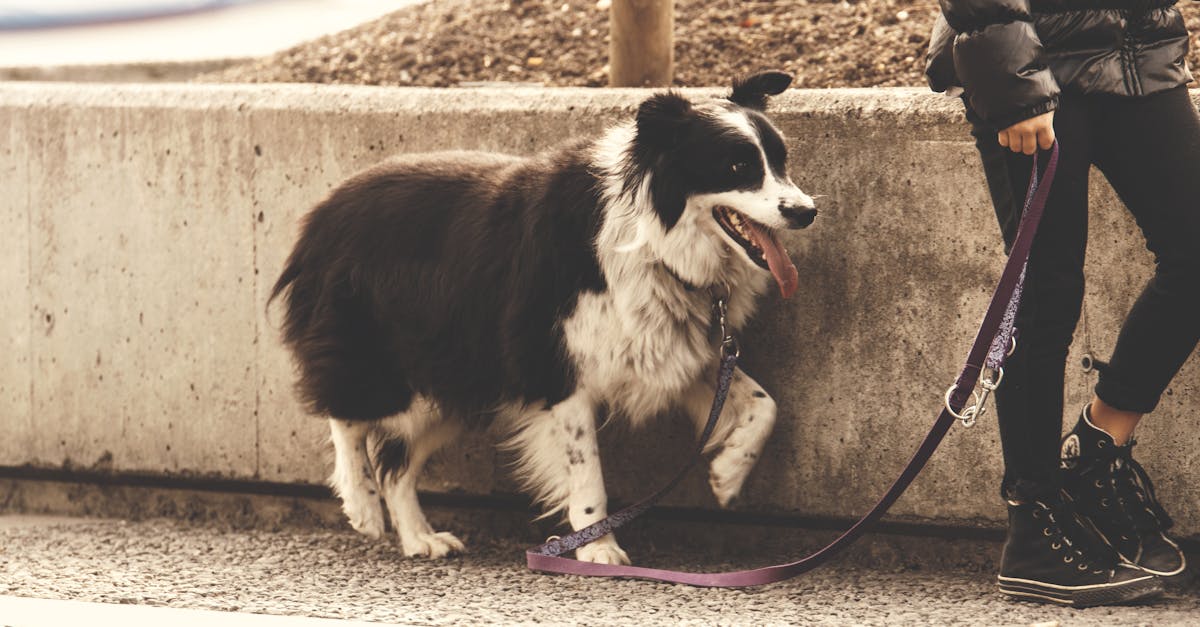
[780, 206, 817, 229]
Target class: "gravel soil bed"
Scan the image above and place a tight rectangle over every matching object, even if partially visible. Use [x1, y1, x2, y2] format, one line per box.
[4, 517, 1199, 625]
[200, 0, 1200, 89]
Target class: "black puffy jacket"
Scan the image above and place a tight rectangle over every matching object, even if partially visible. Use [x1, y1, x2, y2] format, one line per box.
[926, 0, 1193, 130]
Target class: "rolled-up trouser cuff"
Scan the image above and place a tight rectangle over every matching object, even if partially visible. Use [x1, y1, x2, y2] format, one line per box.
[1095, 373, 1161, 415]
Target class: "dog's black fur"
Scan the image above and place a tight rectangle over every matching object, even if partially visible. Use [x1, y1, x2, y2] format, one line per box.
[271, 149, 608, 425]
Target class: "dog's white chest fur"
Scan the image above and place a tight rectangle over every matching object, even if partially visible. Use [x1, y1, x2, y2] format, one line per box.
[560, 122, 773, 422]
[563, 282, 715, 421]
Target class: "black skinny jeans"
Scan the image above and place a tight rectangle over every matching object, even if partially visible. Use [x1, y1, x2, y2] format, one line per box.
[968, 86, 1200, 492]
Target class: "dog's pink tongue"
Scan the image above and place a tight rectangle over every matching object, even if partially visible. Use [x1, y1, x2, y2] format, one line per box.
[746, 222, 799, 299]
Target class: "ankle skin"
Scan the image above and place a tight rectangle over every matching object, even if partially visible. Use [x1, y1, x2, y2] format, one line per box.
[1087, 397, 1141, 446]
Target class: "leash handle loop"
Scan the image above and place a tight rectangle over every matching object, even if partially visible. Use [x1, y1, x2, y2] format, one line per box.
[528, 143, 1060, 588]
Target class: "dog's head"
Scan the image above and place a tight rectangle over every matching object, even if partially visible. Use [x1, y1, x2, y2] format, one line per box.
[627, 71, 815, 298]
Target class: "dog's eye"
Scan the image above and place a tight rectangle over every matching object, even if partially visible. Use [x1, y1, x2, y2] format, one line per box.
[730, 161, 751, 174]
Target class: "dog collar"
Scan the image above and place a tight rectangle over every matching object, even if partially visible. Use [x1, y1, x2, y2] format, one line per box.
[658, 262, 701, 292]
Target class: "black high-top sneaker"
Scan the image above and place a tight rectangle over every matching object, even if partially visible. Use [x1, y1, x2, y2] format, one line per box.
[1060, 405, 1187, 577]
[997, 484, 1162, 607]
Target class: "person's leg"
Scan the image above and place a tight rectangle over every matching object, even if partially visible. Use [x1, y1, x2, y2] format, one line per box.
[969, 99, 1161, 606]
[1089, 86, 1200, 421]
[969, 97, 1091, 497]
[1059, 86, 1200, 577]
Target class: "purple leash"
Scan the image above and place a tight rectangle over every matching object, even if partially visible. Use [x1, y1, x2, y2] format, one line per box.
[528, 143, 1060, 587]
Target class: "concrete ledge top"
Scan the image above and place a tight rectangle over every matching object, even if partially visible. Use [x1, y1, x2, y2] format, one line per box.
[0, 82, 963, 118]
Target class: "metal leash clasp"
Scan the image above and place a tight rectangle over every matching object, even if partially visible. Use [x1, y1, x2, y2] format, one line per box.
[944, 367, 1003, 428]
[944, 336, 1014, 428]
[714, 297, 740, 359]
[945, 331, 1012, 425]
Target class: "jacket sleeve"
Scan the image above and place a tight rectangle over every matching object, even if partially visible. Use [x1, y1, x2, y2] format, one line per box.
[925, 15, 959, 94]
[939, 0, 1060, 130]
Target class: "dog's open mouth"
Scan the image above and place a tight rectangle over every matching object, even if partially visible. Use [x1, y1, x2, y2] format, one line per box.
[713, 206, 799, 299]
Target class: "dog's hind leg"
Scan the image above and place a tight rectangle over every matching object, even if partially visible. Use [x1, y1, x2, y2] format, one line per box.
[329, 418, 387, 539]
[505, 392, 630, 565]
[684, 367, 778, 508]
[377, 400, 465, 558]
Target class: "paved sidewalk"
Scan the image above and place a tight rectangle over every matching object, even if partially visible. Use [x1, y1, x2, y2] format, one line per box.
[1, 515, 1196, 625]
[0, 595, 382, 627]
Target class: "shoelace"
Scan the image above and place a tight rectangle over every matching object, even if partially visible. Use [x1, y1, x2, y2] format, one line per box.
[1113, 439, 1175, 534]
[1032, 498, 1116, 574]
[1064, 439, 1174, 538]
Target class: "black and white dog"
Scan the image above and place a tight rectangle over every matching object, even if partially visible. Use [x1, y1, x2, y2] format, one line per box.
[271, 72, 817, 564]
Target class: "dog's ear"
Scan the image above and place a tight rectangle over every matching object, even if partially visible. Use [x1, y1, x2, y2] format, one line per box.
[635, 91, 693, 151]
[633, 92, 692, 231]
[729, 71, 793, 110]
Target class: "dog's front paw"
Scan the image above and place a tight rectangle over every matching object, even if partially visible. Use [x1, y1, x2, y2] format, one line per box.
[401, 530, 466, 559]
[708, 446, 757, 508]
[342, 497, 387, 539]
[576, 536, 631, 565]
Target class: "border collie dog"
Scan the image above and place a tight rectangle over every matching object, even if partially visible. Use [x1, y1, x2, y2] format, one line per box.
[271, 72, 817, 564]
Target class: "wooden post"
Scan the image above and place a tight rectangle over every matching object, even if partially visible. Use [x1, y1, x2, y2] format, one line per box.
[609, 0, 673, 87]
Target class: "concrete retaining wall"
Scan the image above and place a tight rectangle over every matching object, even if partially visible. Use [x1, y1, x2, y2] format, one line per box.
[2, 83, 1196, 537]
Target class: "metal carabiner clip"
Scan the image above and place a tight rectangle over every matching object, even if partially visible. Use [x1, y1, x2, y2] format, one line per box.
[714, 298, 740, 358]
[944, 366, 1003, 428]
[944, 385, 981, 428]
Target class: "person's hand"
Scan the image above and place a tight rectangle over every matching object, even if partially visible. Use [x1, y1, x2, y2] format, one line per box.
[998, 111, 1055, 154]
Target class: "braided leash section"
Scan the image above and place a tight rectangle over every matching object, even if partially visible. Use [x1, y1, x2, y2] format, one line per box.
[528, 143, 1060, 587]
[986, 151, 1043, 371]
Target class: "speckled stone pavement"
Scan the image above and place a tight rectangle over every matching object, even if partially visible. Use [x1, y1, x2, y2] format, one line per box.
[1, 515, 1196, 625]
